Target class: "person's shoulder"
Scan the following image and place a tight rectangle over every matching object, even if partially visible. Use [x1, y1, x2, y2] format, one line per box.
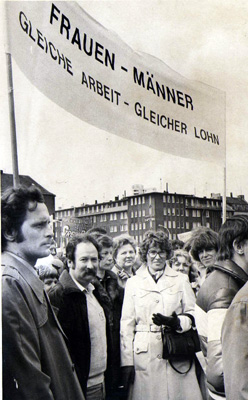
[230, 281, 248, 306]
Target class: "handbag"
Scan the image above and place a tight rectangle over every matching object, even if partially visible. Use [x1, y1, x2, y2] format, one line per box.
[161, 313, 201, 374]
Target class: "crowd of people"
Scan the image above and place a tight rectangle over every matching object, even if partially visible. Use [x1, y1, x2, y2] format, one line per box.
[2, 184, 248, 400]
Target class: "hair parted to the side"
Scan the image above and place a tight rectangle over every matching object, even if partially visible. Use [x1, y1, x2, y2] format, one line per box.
[190, 227, 219, 262]
[112, 234, 137, 262]
[66, 233, 102, 263]
[217, 214, 248, 261]
[94, 234, 113, 249]
[139, 230, 173, 263]
[1, 185, 44, 251]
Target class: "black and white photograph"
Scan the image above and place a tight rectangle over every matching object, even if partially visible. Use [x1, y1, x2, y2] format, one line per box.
[1, 1, 248, 399]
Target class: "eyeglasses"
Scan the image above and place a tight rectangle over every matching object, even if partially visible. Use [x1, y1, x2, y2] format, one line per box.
[147, 249, 167, 259]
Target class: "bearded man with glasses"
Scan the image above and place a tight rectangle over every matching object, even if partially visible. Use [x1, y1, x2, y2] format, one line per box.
[119, 230, 202, 400]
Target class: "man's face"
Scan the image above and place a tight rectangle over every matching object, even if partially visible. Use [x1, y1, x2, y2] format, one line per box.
[242, 239, 248, 267]
[70, 241, 99, 286]
[16, 202, 53, 265]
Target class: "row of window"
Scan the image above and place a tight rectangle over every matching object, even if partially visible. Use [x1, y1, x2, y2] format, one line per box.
[164, 220, 211, 230]
[163, 208, 210, 217]
[163, 195, 183, 204]
[130, 196, 146, 206]
[99, 212, 128, 222]
[131, 210, 146, 218]
[131, 222, 146, 231]
[109, 224, 128, 233]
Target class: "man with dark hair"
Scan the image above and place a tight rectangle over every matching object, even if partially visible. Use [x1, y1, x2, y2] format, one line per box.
[195, 215, 248, 400]
[1, 185, 84, 400]
[48, 233, 114, 400]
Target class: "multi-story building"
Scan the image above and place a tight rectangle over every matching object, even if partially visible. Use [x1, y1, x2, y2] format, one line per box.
[54, 190, 247, 248]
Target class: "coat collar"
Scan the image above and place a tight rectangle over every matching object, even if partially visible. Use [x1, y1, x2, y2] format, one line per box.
[214, 259, 248, 285]
[59, 269, 83, 293]
[135, 264, 180, 291]
[1, 251, 45, 304]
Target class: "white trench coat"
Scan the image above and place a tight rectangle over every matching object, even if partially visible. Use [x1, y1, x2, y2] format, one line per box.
[120, 265, 203, 400]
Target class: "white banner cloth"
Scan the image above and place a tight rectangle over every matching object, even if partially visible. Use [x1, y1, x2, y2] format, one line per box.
[5, 1, 226, 165]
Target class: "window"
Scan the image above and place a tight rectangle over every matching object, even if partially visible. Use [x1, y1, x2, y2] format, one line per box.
[164, 221, 167, 228]
[172, 208, 175, 216]
[121, 211, 127, 219]
[139, 223, 142, 230]
[131, 223, 134, 231]
[206, 211, 210, 218]
[173, 221, 176, 229]
[110, 226, 118, 233]
[168, 221, 172, 228]
[143, 222, 146, 229]
[186, 210, 189, 217]
[176, 209, 180, 216]
[163, 208, 167, 216]
[138, 197, 141, 205]
[167, 196, 171, 203]
[192, 210, 197, 217]
[142, 210, 146, 217]
[181, 221, 184, 228]
[191, 199, 195, 206]
[197, 210, 201, 217]
[134, 197, 138, 205]
[93, 216, 96, 223]
[177, 221, 180, 228]
[131, 198, 134, 206]
[206, 222, 210, 228]
[139, 210, 142, 217]
[163, 195, 166, 202]
[186, 222, 190, 229]
[142, 196, 145, 204]
[131, 211, 134, 218]
[135, 211, 138, 218]
[120, 224, 128, 232]
[171, 196, 175, 203]
[135, 223, 138, 230]
[167, 208, 171, 215]
[180, 209, 184, 216]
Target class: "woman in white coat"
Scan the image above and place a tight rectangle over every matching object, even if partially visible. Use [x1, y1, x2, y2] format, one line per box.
[120, 230, 203, 400]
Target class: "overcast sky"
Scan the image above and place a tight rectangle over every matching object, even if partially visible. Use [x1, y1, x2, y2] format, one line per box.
[1, 0, 248, 209]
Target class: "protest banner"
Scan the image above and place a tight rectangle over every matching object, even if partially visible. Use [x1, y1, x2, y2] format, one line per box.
[5, 1, 225, 166]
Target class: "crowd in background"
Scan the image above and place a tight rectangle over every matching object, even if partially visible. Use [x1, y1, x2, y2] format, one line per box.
[2, 184, 248, 400]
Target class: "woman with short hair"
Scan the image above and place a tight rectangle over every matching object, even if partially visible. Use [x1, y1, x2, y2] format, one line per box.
[120, 230, 202, 400]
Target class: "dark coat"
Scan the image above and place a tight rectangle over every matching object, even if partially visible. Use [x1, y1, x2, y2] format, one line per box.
[48, 270, 117, 397]
[195, 259, 248, 398]
[2, 251, 84, 400]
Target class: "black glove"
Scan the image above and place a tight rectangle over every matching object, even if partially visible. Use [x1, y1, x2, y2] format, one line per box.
[118, 366, 135, 399]
[152, 311, 181, 330]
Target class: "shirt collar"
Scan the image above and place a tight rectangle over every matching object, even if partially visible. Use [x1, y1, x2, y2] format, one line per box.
[69, 271, 94, 293]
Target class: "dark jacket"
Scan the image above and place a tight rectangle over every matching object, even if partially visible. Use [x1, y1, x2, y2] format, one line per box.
[222, 280, 248, 400]
[48, 270, 115, 397]
[93, 271, 124, 398]
[2, 251, 84, 400]
[195, 259, 248, 398]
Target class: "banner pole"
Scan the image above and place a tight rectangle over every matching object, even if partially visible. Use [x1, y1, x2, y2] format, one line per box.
[222, 166, 227, 223]
[6, 52, 20, 187]
[222, 93, 227, 224]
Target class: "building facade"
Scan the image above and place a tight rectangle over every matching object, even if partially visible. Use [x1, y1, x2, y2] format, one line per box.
[54, 190, 247, 248]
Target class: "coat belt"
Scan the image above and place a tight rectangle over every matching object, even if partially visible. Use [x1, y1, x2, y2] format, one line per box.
[135, 324, 161, 332]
